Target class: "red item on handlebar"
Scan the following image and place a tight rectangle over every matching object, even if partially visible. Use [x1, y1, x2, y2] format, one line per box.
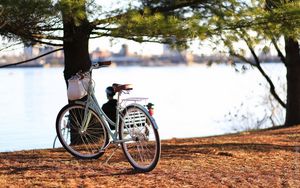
[99, 61, 111, 66]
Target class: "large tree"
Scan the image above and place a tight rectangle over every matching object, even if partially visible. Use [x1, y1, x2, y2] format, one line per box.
[269, 0, 300, 126]
[217, 0, 300, 126]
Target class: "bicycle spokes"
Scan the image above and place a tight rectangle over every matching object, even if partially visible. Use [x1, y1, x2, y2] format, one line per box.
[119, 105, 160, 172]
[56, 104, 109, 159]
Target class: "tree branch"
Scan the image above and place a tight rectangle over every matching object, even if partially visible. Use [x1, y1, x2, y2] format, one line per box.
[91, 0, 211, 28]
[0, 48, 63, 68]
[30, 38, 63, 47]
[271, 36, 287, 66]
[243, 35, 286, 108]
[0, 41, 23, 51]
[31, 34, 64, 41]
[0, 20, 6, 29]
[94, 33, 163, 43]
[230, 51, 255, 66]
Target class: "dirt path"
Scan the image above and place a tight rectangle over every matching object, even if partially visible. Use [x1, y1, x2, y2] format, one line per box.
[1, 126, 300, 187]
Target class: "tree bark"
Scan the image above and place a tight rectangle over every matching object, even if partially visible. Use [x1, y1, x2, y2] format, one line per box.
[63, 21, 91, 82]
[61, 3, 93, 143]
[61, 1, 91, 82]
[284, 37, 300, 126]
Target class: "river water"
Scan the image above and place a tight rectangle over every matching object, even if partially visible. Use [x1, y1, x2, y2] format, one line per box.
[0, 64, 285, 152]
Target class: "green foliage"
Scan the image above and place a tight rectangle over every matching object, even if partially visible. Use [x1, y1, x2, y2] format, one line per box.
[229, 1, 299, 39]
[58, 0, 88, 26]
[107, 8, 194, 48]
[0, 0, 231, 49]
[262, 45, 270, 54]
[0, 0, 58, 46]
[2, 0, 298, 50]
[264, 1, 300, 39]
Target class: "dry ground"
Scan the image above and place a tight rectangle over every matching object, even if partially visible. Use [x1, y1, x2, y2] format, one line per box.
[1, 126, 300, 187]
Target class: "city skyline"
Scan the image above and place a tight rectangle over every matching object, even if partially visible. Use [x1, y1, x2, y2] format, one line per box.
[1, 36, 209, 57]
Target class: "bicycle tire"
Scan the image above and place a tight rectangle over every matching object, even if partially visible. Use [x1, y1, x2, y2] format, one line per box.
[119, 104, 161, 172]
[56, 103, 109, 159]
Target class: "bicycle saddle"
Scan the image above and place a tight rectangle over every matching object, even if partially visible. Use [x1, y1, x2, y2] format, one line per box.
[113, 83, 133, 92]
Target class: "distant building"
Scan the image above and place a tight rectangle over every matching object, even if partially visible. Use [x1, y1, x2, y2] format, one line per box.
[163, 44, 179, 56]
[24, 45, 40, 58]
[90, 47, 111, 60]
[118, 44, 129, 56]
[91, 44, 145, 66]
[23, 44, 64, 67]
[162, 44, 187, 64]
[184, 52, 195, 65]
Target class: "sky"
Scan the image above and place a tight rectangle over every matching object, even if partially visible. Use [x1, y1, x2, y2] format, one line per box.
[89, 37, 165, 56]
[0, 37, 211, 57]
[0, 37, 166, 56]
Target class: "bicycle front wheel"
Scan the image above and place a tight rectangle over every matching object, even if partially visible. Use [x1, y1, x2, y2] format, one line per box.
[119, 104, 161, 172]
[56, 103, 109, 159]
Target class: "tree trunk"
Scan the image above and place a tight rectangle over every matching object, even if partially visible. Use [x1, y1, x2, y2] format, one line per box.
[61, 1, 91, 82]
[284, 37, 300, 126]
[61, 4, 93, 143]
[63, 21, 91, 82]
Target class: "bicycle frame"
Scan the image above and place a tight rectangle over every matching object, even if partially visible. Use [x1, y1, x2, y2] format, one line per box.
[75, 71, 131, 145]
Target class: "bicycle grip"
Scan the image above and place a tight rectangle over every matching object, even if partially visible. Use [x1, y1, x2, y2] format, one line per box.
[98, 61, 111, 66]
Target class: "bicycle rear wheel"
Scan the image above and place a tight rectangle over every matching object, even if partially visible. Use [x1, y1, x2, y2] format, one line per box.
[119, 104, 161, 172]
[56, 103, 109, 159]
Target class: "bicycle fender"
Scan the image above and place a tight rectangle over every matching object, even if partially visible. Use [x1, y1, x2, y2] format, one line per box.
[126, 103, 159, 130]
[74, 101, 86, 106]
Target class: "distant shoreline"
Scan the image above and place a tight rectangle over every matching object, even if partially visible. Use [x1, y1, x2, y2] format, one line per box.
[0, 61, 283, 69]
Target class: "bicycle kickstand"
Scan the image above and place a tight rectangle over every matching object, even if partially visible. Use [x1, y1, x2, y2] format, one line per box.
[102, 144, 121, 165]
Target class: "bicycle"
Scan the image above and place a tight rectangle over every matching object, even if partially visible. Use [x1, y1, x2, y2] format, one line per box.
[55, 61, 161, 172]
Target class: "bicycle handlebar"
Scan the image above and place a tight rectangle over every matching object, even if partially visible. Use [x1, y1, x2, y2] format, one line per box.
[90, 61, 111, 70]
[72, 61, 111, 78]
